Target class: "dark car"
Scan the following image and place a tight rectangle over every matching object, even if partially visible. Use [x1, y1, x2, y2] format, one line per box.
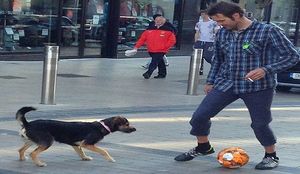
[276, 61, 300, 91]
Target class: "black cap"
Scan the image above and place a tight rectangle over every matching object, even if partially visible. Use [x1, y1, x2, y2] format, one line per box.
[153, 14, 162, 20]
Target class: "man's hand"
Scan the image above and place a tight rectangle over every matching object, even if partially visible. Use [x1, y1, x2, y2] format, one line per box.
[204, 84, 213, 94]
[245, 68, 266, 81]
[125, 49, 137, 57]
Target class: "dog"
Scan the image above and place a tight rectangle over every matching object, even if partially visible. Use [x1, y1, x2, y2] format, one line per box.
[16, 106, 136, 167]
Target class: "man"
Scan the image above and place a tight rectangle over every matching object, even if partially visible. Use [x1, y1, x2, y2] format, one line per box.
[134, 15, 176, 79]
[141, 14, 177, 69]
[174, 1, 300, 170]
[194, 9, 219, 75]
[194, 10, 219, 64]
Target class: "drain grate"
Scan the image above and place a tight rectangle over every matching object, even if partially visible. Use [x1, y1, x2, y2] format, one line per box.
[58, 73, 92, 78]
[0, 76, 26, 79]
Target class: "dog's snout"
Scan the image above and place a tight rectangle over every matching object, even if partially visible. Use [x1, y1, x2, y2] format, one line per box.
[126, 126, 136, 133]
[119, 125, 136, 133]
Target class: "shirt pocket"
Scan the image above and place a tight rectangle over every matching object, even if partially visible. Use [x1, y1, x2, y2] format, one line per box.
[242, 40, 264, 69]
[242, 41, 263, 56]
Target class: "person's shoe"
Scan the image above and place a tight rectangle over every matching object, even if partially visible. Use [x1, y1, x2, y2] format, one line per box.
[143, 73, 150, 79]
[174, 146, 214, 161]
[154, 75, 166, 79]
[255, 156, 279, 170]
[141, 64, 149, 69]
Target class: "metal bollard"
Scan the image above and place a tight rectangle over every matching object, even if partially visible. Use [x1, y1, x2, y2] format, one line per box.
[187, 49, 203, 95]
[41, 46, 59, 104]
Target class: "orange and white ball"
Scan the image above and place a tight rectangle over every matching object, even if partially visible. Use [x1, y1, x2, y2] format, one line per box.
[217, 147, 249, 169]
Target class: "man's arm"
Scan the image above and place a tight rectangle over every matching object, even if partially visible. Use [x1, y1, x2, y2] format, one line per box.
[134, 31, 147, 49]
[165, 32, 176, 50]
[263, 26, 300, 74]
[194, 22, 200, 42]
[194, 31, 200, 42]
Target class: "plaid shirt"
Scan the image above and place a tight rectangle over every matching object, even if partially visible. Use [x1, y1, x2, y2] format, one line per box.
[207, 21, 300, 94]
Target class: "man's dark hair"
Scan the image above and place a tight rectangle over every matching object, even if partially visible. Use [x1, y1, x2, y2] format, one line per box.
[207, 1, 244, 19]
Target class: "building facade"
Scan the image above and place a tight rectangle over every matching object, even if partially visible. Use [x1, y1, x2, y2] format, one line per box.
[0, 0, 185, 60]
[0, 0, 299, 60]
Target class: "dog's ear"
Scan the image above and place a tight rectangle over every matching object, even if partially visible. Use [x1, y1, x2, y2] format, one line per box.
[112, 116, 128, 127]
[103, 116, 127, 132]
[112, 116, 136, 133]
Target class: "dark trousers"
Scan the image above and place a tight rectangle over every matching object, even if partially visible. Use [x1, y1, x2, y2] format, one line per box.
[189, 88, 277, 147]
[145, 52, 166, 76]
[194, 41, 214, 64]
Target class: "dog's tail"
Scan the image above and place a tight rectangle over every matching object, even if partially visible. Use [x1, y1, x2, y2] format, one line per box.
[16, 106, 36, 128]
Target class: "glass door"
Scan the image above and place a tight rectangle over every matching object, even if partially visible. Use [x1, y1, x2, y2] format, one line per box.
[83, 0, 104, 56]
[0, 0, 60, 54]
[60, 0, 82, 57]
[269, 0, 297, 45]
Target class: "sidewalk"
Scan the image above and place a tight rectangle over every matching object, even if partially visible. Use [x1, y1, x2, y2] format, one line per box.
[0, 57, 299, 173]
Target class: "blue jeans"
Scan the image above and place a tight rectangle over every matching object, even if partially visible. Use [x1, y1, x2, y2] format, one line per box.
[190, 88, 276, 146]
[193, 41, 214, 64]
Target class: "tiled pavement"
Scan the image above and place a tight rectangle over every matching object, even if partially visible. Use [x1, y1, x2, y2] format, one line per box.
[0, 57, 299, 173]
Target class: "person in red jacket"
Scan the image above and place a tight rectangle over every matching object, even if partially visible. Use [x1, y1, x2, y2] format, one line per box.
[133, 15, 176, 79]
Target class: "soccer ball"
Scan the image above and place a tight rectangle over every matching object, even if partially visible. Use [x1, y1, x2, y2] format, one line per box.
[217, 147, 249, 169]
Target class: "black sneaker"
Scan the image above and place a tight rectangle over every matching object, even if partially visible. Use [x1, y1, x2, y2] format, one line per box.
[143, 73, 150, 79]
[154, 75, 166, 79]
[174, 146, 215, 161]
[141, 64, 149, 69]
[255, 156, 279, 170]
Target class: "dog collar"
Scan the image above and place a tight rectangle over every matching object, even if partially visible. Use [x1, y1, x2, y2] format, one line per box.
[100, 121, 111, 133]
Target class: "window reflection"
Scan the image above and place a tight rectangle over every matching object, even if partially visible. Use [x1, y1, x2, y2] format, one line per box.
[0, 0, 58, 52]
[118, 0, 176, 50]
[243, 0, 299, 46]
[84, 0, 105, 56]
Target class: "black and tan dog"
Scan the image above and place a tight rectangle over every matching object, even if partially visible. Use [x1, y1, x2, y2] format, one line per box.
[16, 106, 136, 167]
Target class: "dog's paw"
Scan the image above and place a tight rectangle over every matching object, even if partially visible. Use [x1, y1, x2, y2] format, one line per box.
[36, 161, 47, 167]
[108, 158, 116, 163]
[19, 156, 28, 161]
[82, 156, 93, 161]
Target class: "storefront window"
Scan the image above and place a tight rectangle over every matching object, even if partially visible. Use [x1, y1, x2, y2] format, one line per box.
[0, 0, 181, 58]
[60, 0, 82, 57]
[243, 0, 299, 45]
[0, 0, 59, 53]
[269, 0, 298, 45]
[83, 0, 105, 56]
[118, 0, 176, 50]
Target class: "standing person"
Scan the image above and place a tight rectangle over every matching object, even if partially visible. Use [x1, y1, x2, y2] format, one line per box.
[141, 14, 176, 69]
[194, 9, 219, 64]
[133, 15, 176, 79]
[194, 9, 219, 75]
[174, 1, 300, 170]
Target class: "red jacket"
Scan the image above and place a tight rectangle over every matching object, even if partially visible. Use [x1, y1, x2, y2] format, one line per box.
[134, 24, 176, 53]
